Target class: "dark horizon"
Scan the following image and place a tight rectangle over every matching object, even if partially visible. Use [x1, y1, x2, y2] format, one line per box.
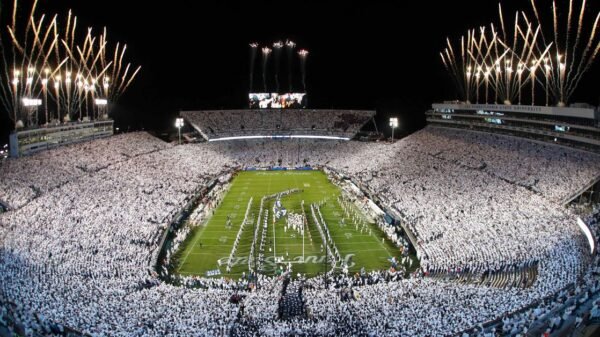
[1, 0, 599, 144]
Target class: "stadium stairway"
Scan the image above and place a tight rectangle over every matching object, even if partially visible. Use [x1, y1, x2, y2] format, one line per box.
[278, 278, 307, 320]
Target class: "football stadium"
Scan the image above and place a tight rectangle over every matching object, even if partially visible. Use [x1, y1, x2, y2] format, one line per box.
[1, 1, 600, 337]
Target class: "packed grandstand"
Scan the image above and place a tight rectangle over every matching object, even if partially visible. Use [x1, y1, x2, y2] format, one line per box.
[1, 125, 599, 336]
[181, 109, 375, 140]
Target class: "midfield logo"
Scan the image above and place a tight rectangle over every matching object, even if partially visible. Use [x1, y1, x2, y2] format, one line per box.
[217, 253, 356, 271]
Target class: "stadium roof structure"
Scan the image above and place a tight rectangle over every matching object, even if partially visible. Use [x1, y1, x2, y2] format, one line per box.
[181, 109, 376, 141]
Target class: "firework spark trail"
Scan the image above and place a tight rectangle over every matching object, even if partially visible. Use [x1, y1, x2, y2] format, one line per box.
[440, 52, 449, 71]
[467, 29, 485, 102]
[516, 24, 552, 103]
[261, 47, 271, 93]
[457, 24, 535, 105]
[29, 15, 58, 121]
[121, 65, 141, 93]
[486, 22, 547, 104]
[110, 42, 121, 96]
[460, 35, 471, 103]
[566, 0, 587, 84]
[273, 41, 283, 93]
[76, 38, 110, 119]
[298, 49, 309, 93]
[65, 10, 72, 49]
[116, 64, 131, 95]
[11, 0, 18, 30]
[539, 0, 599, 105]
[512, 20, 530, 101]
[568, 12, 600, 97]
[443, 40, 466, 100]
[443, 48, 459, 98]
[17, 0, 37, 113]
[99, 29, 110, 99]
[100, 27, 107, 68]
[440, 51, 464, 101]
[507, 13, 535, 101]
[467, 36, 477, 101]
[7, 1, 21, 123]
[286, 40, 295, 92]
[554, 1, 566, 104]
[552, 1, 560, 54]
[508, 12, 522, 101]
[31, 17, 59, 88]
[70, 16, 77, 53]
[444, 37, 468, 100]
[566, 1, 597, 95]
[445, 33, 474, 100]
[468, 31, 483, 103]
[115, 45, 128, 96]
[249, 43, 258, 92]
[54, 39, 82, 119]
[59, 39, 85, 118]
[37, 17, 59, 74]
[29, 15, 46, 71]
[467, 27, 506, 103]
[566, 0, 575, 70]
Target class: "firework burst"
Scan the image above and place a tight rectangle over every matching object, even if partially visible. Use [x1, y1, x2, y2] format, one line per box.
[441, 0, 599, 106]
[0, 0, 141, 129]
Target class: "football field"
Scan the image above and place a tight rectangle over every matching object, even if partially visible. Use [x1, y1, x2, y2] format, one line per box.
[174, 170, 406, 278]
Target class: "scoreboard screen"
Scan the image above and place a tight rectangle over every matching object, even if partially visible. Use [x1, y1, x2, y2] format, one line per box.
[249, 93, 306, 109]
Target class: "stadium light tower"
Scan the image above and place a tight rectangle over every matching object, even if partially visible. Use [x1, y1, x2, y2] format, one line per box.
[22, 98, 42, 126]
[175, 118, 184, 144]
[389, 117, 399, 142]
[95, 99, 108, 120]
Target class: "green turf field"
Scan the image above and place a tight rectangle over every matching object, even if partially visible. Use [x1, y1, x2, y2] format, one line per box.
[174, 170, 408, 278]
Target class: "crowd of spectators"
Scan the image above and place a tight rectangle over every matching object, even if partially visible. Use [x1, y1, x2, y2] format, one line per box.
[182, 110, 375, 139]
[1, 126, 599, 336]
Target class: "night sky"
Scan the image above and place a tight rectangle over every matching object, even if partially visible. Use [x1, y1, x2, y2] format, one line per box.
[1, 0, 599, 144]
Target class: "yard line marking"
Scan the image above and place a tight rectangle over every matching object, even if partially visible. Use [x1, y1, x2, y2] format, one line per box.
[177, 224, 209, 272]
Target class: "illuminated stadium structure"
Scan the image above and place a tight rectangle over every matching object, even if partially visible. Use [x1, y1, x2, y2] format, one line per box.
[427, 103, 600, 153]
[2, 0, 600, 336]
[181, 109, 376, 141]
[8, 120, 114, 157]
